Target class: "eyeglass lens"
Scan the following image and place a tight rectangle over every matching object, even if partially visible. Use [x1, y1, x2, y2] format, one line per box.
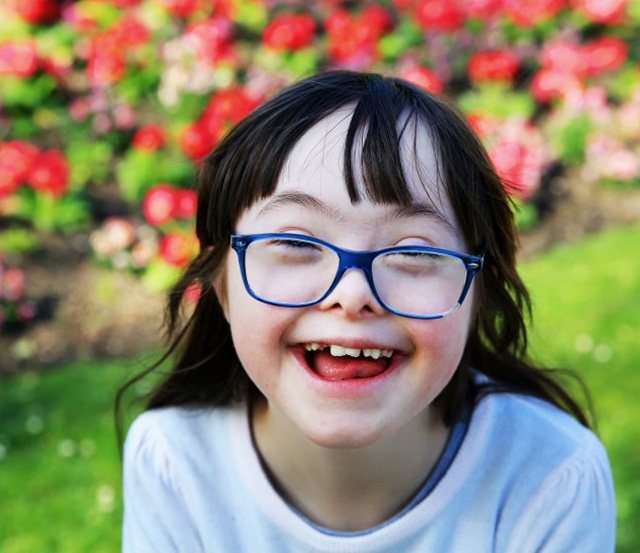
[243, 236, 468, 317]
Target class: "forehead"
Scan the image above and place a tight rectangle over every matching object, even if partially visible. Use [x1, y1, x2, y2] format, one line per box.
[277, 105, 450, 215]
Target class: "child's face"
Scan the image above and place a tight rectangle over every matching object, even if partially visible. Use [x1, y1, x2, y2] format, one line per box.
[219, 106, 475, 448]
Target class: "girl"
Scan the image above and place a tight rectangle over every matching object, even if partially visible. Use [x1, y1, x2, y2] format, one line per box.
[119, 71, 615, 552]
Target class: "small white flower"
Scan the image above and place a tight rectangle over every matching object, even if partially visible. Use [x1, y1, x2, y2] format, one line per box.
[25, 415, 44, 435]
[574, 334, 594, 353]
[58, 439, 77, 458]
[594, 344, 613, 364]
[97, 485, 115, 513]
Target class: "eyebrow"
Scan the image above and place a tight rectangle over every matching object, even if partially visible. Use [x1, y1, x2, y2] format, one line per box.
[257, 191, 456, 234]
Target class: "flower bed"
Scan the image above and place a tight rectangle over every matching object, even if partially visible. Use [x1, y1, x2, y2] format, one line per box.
[1, 0, 640, 354]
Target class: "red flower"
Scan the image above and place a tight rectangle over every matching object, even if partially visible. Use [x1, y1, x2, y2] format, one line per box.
[325, 9, 352, 36]
[583, 37, 628, 76]
[174, 189, 198, 219]
[1, 268, 26, 302]
[158, 0, 201, 18]
[180, 122, 217, 160]
[87, 51, 126, 87]
[502, 0, 566, 27]
[571, 0, 627, 24]
[27, 150, 69, 197]
[204, 86, 262, 126]
[530, 68, 582, 103]
[142, 184, 178, 226]
[110, 14, 150, 49]
[359, 4, 393, 37]
[133, 125, 167, 152]
[468, 51, 519, 82]
[414, 0, 464, 32]
[159, 232, 197, 267]
[400, 66, 444, 95]
[0, 141, 39, 198]
[0, 41, 39, 78]
[262, 14, 316, 51]
[110, 0, 144, 7]
[8, 0, 59, 24]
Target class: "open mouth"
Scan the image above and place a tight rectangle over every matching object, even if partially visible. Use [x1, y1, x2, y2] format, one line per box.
[301, 343, 395, 381]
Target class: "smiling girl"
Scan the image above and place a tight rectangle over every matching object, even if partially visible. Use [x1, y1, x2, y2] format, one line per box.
[119, 71, 615, 552]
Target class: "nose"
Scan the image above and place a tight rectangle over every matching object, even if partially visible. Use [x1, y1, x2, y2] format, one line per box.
[317, 267, 387, 318]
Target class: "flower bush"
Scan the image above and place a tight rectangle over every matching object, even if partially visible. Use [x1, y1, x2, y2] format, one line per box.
[1, 0, 639, 297]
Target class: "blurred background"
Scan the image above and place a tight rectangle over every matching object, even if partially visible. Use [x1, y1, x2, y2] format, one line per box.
[0, 0, 639, 551]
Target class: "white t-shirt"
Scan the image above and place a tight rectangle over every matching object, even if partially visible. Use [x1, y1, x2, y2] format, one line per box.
[122, 391, 616, 552]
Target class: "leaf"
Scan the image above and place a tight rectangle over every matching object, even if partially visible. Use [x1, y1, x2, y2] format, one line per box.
[0, 229, 39, 254]
[549, 115, 592, 166]
[141, 258, 182, 293]
[458, 85, 536, 119]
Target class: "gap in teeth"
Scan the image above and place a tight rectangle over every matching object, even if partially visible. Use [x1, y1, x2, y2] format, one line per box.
[303, 343, 393, 359]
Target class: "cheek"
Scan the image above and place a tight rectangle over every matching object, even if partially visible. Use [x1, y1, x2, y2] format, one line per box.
[224, 258, 294, 390]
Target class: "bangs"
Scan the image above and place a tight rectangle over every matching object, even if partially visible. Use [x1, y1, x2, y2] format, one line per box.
[196, 72, 446, 246]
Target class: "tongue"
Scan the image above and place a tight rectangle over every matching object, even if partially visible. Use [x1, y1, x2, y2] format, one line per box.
[311, 350, 389, 380]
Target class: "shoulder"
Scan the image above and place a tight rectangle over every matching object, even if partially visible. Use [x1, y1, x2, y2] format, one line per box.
[477, 391, 605, 464]
[464, 391, 616, 552]
[123, 403, 243, 479]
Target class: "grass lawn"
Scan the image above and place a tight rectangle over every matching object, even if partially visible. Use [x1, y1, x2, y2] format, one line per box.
[1, 222, 639, 552]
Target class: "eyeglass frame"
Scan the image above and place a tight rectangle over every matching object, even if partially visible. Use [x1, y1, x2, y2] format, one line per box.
[230, 232, 484, 320]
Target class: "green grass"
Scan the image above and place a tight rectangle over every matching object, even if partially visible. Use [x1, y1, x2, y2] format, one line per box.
[1, 222, 639, 552]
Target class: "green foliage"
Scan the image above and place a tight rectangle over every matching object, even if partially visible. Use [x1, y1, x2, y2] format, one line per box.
[548, 114, 593, 165]
[115, 149, 192, 204]
[458, 84, 536, 119]
[14, 189, 90, 234]
[0, 74, 57, 111]
[0, 229, 39, 254]
[512, 198, 538, 231]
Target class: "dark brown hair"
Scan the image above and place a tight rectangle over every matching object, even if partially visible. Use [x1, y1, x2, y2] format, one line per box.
[115, 70, 591, 448]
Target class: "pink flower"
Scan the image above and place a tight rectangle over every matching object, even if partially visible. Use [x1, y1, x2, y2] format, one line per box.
[461, 0, 504, 19]
[102, 217, 137, 251]
[400, 66, 444, 95]
[1, 268, 26, 302]
[0, 41, 39, 78]
[583, 37, 628, 76]
[540, 41, 587, 77]
[142, 184, 178, 226]
[17, 301, 37, 321]
[468, 51, 519, 83]
[262, 14, 317, 51]
[530, 69, 583, 103]
[133, 125, 167, 152]
[570, 0, 627, 24]
[184, 18, 233, 64]
[184, 282, 202, 304]
[27, 150, 69, 197]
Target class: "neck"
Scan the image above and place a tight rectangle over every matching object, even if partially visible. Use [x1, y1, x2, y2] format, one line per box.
[251, 398, 449, 532]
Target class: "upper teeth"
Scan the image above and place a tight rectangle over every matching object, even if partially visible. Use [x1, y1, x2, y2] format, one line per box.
[303, 343, 393, 359]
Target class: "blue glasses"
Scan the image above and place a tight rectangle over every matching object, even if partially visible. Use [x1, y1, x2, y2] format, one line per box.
[230, 233, 483, 320]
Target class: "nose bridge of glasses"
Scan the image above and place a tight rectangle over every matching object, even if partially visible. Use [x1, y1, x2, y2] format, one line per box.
[328, 249, 379, 299]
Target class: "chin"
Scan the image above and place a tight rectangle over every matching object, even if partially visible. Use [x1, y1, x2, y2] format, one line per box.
[300, 418, 390, 450]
